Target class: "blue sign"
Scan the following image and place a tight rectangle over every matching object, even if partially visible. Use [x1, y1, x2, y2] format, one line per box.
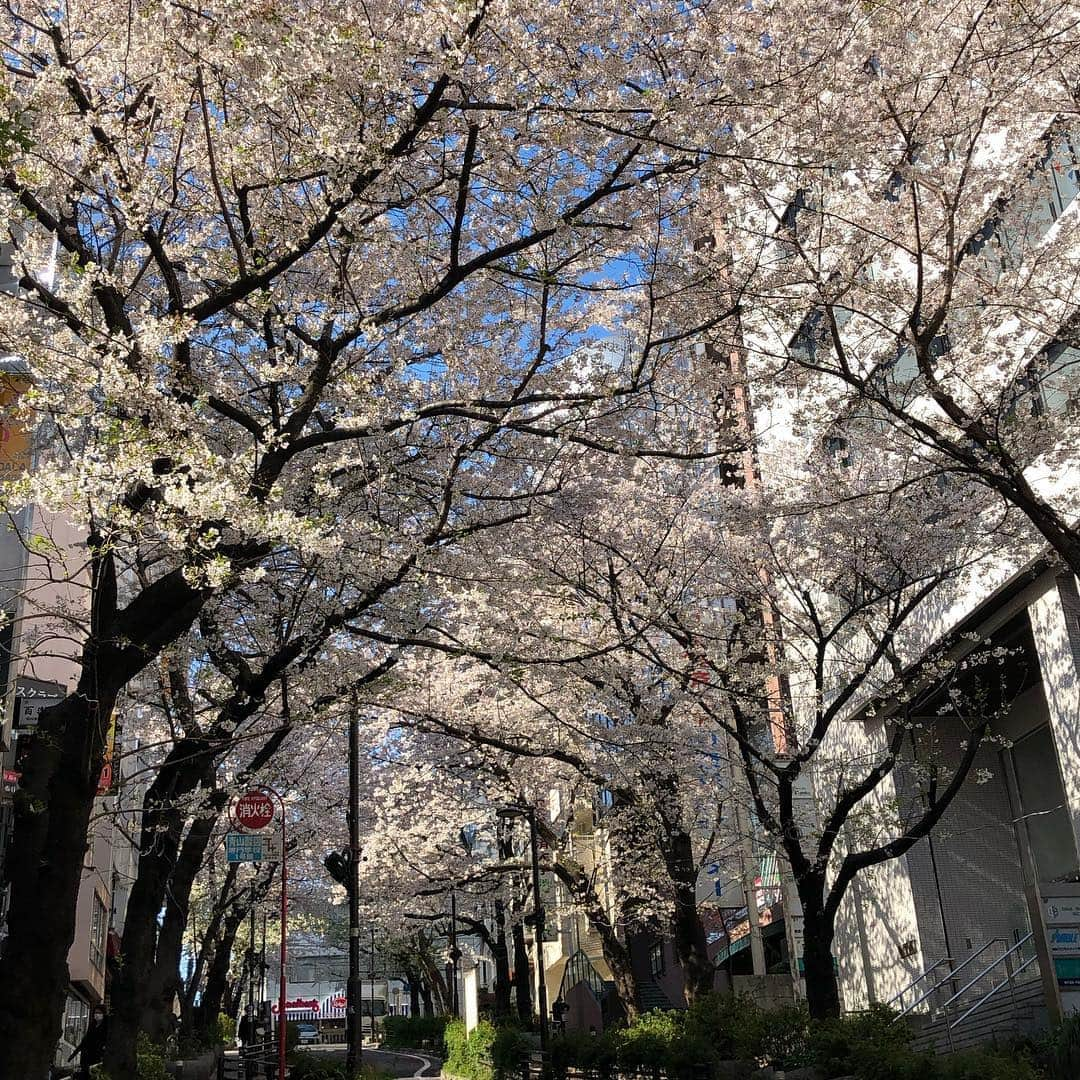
[226, 831, 280, 863]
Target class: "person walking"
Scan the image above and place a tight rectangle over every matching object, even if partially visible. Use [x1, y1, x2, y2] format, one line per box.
[68, 1007, 107, 1080]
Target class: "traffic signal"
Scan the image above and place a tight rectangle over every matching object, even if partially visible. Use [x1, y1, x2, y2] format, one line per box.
[323, 849, 350, 885]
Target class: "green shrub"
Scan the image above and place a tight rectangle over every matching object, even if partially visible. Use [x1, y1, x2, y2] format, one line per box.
[843, 1041, 936, 1080]
[383, 1013, 450, 1049]
[550, 1031, 616, 1075]
[215, 1011, 237, 1046]
[289, 1057, 347, 1080]
[611, 1010, 686, 1071]
[135, 1033, 170, 1080]
[808, 1004, 912, 1077]
[1046, 1013, 1080, 1080]
[939, 1047, 1040, 1080]
[492, 1023, 532, 1075]
[444, 1018, 530, 1080]
[445, 1018, 494, 1080]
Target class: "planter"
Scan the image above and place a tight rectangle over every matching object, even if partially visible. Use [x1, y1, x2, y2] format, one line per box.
[166, 1048, 221, 1080]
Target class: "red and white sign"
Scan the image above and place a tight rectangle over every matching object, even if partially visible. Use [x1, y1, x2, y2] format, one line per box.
[234, 789, 275, 831]
[271, 997, 320, 1015]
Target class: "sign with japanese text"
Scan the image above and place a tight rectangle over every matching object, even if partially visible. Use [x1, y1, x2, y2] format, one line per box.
[226, 831, 282, 863]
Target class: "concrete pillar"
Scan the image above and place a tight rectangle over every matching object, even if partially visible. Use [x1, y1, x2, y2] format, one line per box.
[463, 966, 479, 1034]
[1029, 574, 1080, 853]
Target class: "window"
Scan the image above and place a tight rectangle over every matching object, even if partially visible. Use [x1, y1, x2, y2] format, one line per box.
[62, 996, 90, 1049]
[0, 243, 17, 296]
[825, 435, 851, 467]
[1035, 343, 1080, 415]
[777, 188, 809, 257]
[649, 941, 665, 978]
[89, 894, 107, 973]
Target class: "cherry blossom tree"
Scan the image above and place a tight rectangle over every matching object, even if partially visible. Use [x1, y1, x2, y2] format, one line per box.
[708, 0, 1080, 576]
[0, 0, 778, 1069]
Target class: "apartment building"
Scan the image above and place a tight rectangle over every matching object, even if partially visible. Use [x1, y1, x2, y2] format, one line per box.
[725, 99, 1080, 1042]
[0, 239, 144, 1064]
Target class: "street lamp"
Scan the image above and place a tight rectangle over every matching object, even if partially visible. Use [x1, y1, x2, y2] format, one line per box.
[496, 805, 549, 1060]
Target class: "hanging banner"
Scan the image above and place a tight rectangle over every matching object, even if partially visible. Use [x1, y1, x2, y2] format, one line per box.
[96, 710, 121, 795]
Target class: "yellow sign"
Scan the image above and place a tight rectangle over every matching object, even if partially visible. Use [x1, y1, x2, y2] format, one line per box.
[0, 373, 30, 483]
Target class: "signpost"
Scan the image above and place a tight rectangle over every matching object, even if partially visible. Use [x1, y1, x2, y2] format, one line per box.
[234, 789, 276, 832]
[231, 787, 287, 1080]
[226, 832, 284, 863]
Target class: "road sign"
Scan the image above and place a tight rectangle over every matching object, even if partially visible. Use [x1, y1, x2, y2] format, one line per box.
[226, 831, 283, 863]
[235, 789, 275, 831]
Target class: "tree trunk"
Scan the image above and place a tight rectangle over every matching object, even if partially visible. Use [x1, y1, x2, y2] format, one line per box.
[0, 555, 210, 1080]
[420, 983, 434, 1017]
[108, 758, 217, 1074]
[0, 690, 115, 1080]
[194, 899, 248, 1039]
[139, 811, 220, 1036]
[511, 919, 532, 1022]
[665, 830, 714, 1004]
[492, 900, 513, 1022]
[801, 899, 840, 1020]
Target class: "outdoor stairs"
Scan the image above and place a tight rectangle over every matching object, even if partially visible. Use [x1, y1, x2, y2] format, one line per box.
[908, 977, 1047, 1055]
[638, 979, 678, 1013]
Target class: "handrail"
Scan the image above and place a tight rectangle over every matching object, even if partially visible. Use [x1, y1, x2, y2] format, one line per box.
[893, 939, 1004, 1021]
[885, 956, 952, 1009]
[949, 953, 1038, 1029]
[938, 932, 1034, 1013]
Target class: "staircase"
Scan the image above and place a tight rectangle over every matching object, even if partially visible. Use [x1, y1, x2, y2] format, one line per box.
[888, 933, 1050, 1055]
[909, 977, 1047, 1054]
[637, 979, 677, 1013]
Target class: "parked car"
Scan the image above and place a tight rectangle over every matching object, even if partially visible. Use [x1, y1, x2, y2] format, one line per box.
[296, 1022, 320, 1044]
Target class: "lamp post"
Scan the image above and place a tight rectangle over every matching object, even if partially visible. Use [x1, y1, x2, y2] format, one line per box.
[496, 806, 549, 1060]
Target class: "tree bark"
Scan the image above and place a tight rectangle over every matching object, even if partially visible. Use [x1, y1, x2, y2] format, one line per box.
[405, 969, 421, 1017]
[511, 919, 533, 1022]
[0, 690, 115, 1080]
[194, 894, 249, 1038]
[107, 749, 218, 1071]
[801, 900, 840, 1020]
[0, 555, 211, 1080]
[492, 900, 513, 1022]
[664, 830, 714, 1004]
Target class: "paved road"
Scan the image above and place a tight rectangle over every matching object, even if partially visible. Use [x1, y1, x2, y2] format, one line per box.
[295, 1045, 441, 1076]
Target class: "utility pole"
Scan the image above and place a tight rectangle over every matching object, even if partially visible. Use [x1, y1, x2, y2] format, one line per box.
[248, 882, 257, 1012]
[449, 890, 461, 1018]
[370, 925, 376, 1042]
[347, 701, 363, 1078]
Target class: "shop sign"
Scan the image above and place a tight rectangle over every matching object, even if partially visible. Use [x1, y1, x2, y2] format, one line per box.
[13, 678, 65, 730]
[2, 768, 18, 795]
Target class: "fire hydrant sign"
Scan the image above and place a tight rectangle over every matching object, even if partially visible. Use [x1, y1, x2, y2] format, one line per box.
[226, 831, 283, 863]
[235, 789, 275, 831]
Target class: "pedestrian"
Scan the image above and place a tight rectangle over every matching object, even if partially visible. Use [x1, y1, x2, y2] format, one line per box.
[239, 1004, 258, 1048]
[68, 1006, 107, 1080]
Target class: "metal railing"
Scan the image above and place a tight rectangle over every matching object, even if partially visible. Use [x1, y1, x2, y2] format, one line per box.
[885, 956, 952, 1014]
[939, 931, 1036, 1051]
[893, 938, 1007, 1022]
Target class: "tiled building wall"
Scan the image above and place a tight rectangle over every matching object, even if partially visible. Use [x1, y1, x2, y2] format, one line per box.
[897, 720, 1032, 1003]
